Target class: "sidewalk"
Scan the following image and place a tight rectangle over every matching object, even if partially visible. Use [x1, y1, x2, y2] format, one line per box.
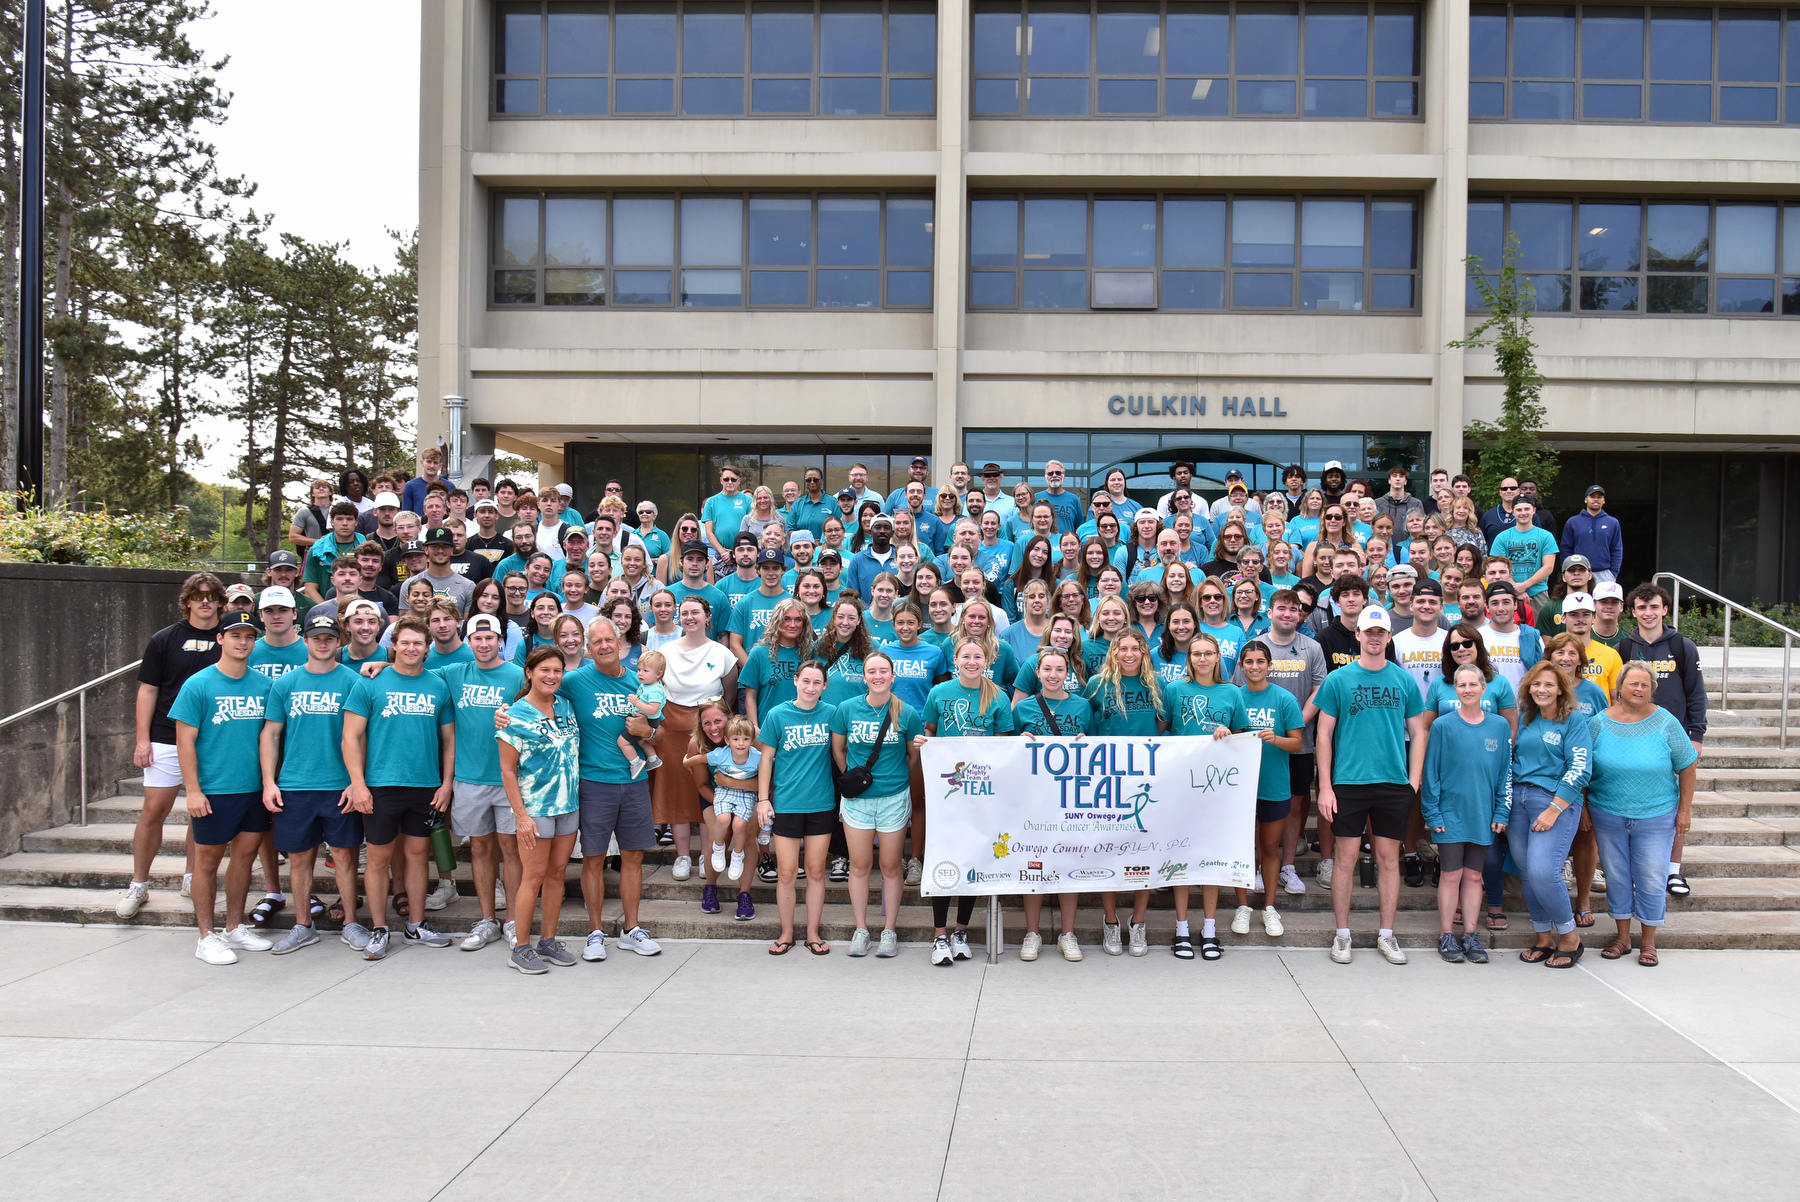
[1, 924, 1796, 1200]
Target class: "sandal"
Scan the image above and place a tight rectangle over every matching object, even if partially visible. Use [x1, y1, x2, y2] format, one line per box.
[249, 896, 285, 926]
[1600, 937, 1631, 960]
[1484, 909, 1508, 931]
[1519, 945, 1554, 964]
[325, 900, 347, 926]
[309, 895, 326, 919]
[806, 939, 830, 956]
[1574, 909, 1595, 928]
[1200, 936, 1222, 961]
[768, 938, 795, 956]
[1666, 873, 1690, 897]
[1172, 934, 1194, 959]
[1546, 944, 1584, 969]
[1638, 946, 1659, 967]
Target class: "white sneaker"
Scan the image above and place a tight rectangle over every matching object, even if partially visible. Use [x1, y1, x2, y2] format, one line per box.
[1330, 933, 1354, 963]
[1102, 922, 1123, 956]
[617, 926, 662, 956]
[931, 936, 954, 966]
[671, 855, 692, 882]
[710, 844, 727, 874]
[1593, 867, 1607, 894]
[195, 932, 237, 965]
[1231, 905, 1253, 935]
[727, 851, 745, 882]
[1377, 933, 1408, 964]
[221, 923, 271, 952]
[583, 930, 607, 961]
[493, 879, 506, 911]
[1057, 932, 1083, 962]
[461, 918, 503, 951]
[1316, 858, 1334, 889]
[904, 858, 922, 886]
[1562, 860, 1576, 889]
[950, 929, 972, 960]
[1263, 907, 1284, 937]
[1280, 864, 1307, 895]
[1127, 921, 1148, 957]
[180, 873, 193, 898]
[426, 877, 458, 911]
[1020, 932, 1042, 961]
[116, 881, 150, 918]
[503, 920, 517, 946]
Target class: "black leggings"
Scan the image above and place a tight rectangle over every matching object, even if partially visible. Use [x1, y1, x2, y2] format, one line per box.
[933, 896, 976, 928]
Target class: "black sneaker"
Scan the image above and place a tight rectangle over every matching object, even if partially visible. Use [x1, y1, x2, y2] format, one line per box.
[828, 855, 849, 882]
[1403, 853, 1425, 888]
[654, 824, 674, 846]
[756, 854, 778, 883]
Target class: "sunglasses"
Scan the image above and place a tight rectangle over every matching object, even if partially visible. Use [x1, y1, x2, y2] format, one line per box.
[1136, 596, 1160, 604]
[1446, 640, 1476, 651]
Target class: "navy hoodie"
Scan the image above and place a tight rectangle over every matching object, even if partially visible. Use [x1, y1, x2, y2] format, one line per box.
[1624, 626, 1707, 741]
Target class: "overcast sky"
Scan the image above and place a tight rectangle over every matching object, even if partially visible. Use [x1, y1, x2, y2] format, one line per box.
[188, 0, 421, 478]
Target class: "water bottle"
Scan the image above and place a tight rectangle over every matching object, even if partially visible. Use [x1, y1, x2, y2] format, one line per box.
[426, 809, 457, 874]
[757, 812, 772, 846]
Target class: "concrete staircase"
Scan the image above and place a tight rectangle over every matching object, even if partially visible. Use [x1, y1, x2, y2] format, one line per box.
[4, 666, 1799, 950]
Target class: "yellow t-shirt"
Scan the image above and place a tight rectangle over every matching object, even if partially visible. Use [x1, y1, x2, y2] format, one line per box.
[1580, 639, 1623, 701]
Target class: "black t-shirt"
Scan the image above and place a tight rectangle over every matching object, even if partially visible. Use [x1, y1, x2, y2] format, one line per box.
[138, 619, 223, 743]
[466, 532, 510, 566]
[324, 585, 399, 616]
[449, 552, 493, 583]
[1314, 620, 1400, 673]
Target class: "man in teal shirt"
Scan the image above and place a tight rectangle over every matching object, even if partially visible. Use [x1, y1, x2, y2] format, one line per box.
[668, 540, 730, 639]
[702, 466, 753, 564]
[437, 615, 525, 950]
[301, 502, 367, 603]
[728, 549, 794, 664]
[1489, 497, 1559, 597]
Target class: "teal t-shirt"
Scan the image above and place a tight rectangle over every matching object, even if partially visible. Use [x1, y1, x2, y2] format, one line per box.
[1315, 660, 1425, 787]
[496, 696, 581, 817]
[757, 700, 839, 813]
[1573, 678, 1608, 719]
[1081, 635, 1114, 676]
[1165, 680, 1249, 737]
[437, 660, 526, 786]
[828, 696, 924, 796]
[1083, 675, 1163, 736]
[742, 643, 804, 715]
[248, 637, 309, 682]
[345, 668, 453, 788]
[717, 571, 762, 613]
[863, 614, 896, 646]
[881, 640, 948, 711]
[821, 653, 866, 708]
[557, 663, 643, 784]
[1586, 707, 1699, 818]
[1425, 673, 1518, 717]
[728, 589, 790, 646]
[1011, 647, 1083, 697]
[1241, 683, 1306, 802]
[168, 665, 273, 796]
[924, 681, 1016, 736]
[1011, 692, 1094, 737]
[266, 664, 362, 792]
[669, 581, 729, 638]
[1490, 526, 1560, 595]
[702, 492, 754, 546]
[1150, 648, 1189, 686]
[425, 642, 476, 670]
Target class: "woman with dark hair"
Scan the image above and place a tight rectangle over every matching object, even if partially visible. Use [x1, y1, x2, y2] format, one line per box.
[1423, 622, 1519, 736]
[1300, 507, 1358, 580]
[1075, 537, 1114, 599]
[1011, 612, 1088, 698]
[851, 499, 883, 552]
[1509, 661, 1593, 968]
[1049, 578, 1092, 633]
[495, 644, 582, 974]
[508, 591, 563, 665]
[1153, 601, 1200, 685]
[908, 562, 944, 613]
[1011, 534, 1057, 600]
[1422, 661, 1514, 965]
[602, 597, 644, 675]
[1127, 580, 1165, 646]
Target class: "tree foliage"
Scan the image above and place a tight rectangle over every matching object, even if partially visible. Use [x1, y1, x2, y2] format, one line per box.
[1450, 232, 1560, 509]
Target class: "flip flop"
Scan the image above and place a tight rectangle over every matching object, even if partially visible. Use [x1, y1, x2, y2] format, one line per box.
[1519, 945, 1554, 964]
[1546, 944, 1584, 969]
[326, 900, 347, 926]
[1485, 909, 1508, 930]
[768, 939, 795, 956]
[1574, 910, 1595, 928]
[806, 939, 831, 955]
[1600, 938, 1631, 960]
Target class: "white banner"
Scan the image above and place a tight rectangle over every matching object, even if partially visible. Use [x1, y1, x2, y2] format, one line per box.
[919, 735, 1263, 896]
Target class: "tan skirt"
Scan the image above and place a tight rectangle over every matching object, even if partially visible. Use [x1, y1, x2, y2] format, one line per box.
[651, 700, 705, 824]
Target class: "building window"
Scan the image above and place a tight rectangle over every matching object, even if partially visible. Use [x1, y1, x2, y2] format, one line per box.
[492, 0, 937, 118]
[970, 192, 1418, 312]
[1470, 5, 1800, 124]
[1468, 197, 1800, 316]
[970, 1, 1422, 119]
[490, 191, 935, 309]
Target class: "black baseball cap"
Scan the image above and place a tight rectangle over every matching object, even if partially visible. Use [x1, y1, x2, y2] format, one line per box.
[757, 548, 786, 566]
[681, 539, 709, 558]
[733, 531, 760, 548]
[817, 548, 842, 564]
[1413, 579, 1443, 598]
[1586, 484, 1606, 496]
[267, 549, 300, 569]
[303, 613, 342, 637]
[1483, 580, 1517, 598]
[423, 527, 453, 546]
[218, 612, 259, 634]
[401, 539, 426, 556]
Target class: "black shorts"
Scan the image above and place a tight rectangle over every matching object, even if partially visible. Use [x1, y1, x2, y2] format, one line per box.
[1257, 796, 1293, 824]
[365, 785, 437, 846]
[1288, 754, 1316, 797]
[190, 790, 271, 847]
[1328, 782, 1415, 842]
[771, 809, 836, 839]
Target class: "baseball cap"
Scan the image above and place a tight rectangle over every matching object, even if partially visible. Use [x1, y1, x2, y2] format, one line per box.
[870, 513, 894, 529]
[1413, 578, 1443, 598]
[303, 613, 341, 637]
[1563, 591, 1596, 613]
[910, 455, 929, 467]
[1387, 563, 1418, 580]
[1585, 484, 1606, 496]
[1594, 582, 1625, 602]
[473, 497, 499, 511]
[836, 488, 856, 502]
[681, 539, 709, 558]
[561, 525, 589, 543]
[267, 549, 300, 569]
[218, 612, 259, 634]
[1562, 554, 1592, 570]
[1483, 580, 1517, 598]
[257, 586, 296, 610]
[817, 548, 842, 564]
[341, 598, 385, 621]
[372, 491, 401, 509]
[224, 583, 256, 603]
[756, 548, 786, 567]
[789, 530, 817, 548]
[1224, 468, 1244, 481]
[423, 527, 454, 546]
[1323, 460, 1344, 472]
[466, 614, 504, 637]
[733, 531, 760, 548]
[981, 462, 1004, 475]
[1357, 605, 1392, 631]
[553, 483, 573, 498]
[401, 539, 426, 557]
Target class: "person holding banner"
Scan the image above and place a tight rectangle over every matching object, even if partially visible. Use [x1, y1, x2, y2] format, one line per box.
[1152, 602, 1200, 685]
[1165, 634, 1248, 960]
[1420, 663, 1513, 965]
[1313, 605, 1428, 965]
[829, 651, 923, 959]
[1237, 640, 1307, 940]
[922, 642, 1016, 964]
[1011, 648, 1093, 962]
[1235, 591, 1327, 899]
[754, 662, 839, 956]
[1084, 630, 1167, 957]
[1012, 613, 1087, 699]
[884, 600, 948, 886]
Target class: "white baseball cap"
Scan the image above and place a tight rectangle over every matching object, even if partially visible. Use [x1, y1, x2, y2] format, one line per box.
[1387, 563, 1417, 580]
[1594, 582, 1625, 602]
[1357, 605, 1393, 631]
[257, 586, 296, 610]
[372, 491, 401, 509]
[1563, 592, 1596, 613]
[342, 598, 385, 621]
[553, 483, 573, 497]
[466, 614, 504, 637]
[473, 497, 499, 511]
[1323, 460, 1344, 471]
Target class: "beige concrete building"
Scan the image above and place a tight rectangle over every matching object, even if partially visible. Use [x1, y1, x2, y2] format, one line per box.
[420, 0, 1800, 600]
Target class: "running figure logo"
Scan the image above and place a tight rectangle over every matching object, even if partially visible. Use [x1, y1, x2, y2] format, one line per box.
[942, 761, 967, 797]
[1122, 783, 1159, 832]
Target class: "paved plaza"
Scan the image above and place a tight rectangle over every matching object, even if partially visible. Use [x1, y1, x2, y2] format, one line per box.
[0, 923, 1796, 1200]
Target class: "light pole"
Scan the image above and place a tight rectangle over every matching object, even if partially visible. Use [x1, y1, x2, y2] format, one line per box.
[15, 0, 47, 505]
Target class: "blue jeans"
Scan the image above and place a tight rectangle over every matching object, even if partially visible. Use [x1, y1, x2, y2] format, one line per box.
[1507, 783, 1582, 935]
[1589, 806, 1678, 925]
[1483, 839, 1507, 910]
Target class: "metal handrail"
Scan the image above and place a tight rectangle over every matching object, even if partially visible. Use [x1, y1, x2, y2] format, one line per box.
[1654, 573, 1793, 750]
[0, 660, 143, 826]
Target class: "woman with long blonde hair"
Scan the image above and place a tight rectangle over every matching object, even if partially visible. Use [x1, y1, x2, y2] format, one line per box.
[1083, 629, 1166, 957]
[1083, 594, 1132, 676]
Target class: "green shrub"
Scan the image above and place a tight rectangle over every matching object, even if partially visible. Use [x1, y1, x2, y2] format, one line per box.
[1671, 603, 1800, 647]
[0, 497, 213, 568]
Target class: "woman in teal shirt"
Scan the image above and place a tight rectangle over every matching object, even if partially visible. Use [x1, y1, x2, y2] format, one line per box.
[816, 596, 870, 708]
[1509, 662, 1594, 969]
[828, 651, 923, 959]
[511, 592, 563, 666]
[743, 600, 814, 726]
[1586, 661, 1698, 968]
[1151, 602, 1199, 686]
[1238, 640, 1306, 947]
[1423, 623, 1520, 740]
[1422, 662, 1514, 965]
[754, 661, 839, 957]
[1083, 629, 1166, 957]
[1083, 595, 1131, 677]
[496, 645, 582, 975]
[951, 599, 1018, 691]
[1011, 647, 1093, 963]
[1164, 633, 1251, 961]
[1012, 613, 1087, 700]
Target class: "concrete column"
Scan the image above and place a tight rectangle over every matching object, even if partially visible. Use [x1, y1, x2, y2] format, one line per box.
[1424, 0, 1471, 475]
[930, 0, 969, 484]
[416, 0, 472, 461]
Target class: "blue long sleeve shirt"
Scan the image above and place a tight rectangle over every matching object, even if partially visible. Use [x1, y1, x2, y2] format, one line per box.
[1421, 710, 1513, 842]
[1512, 711, 1593, 807]
[1560, 510, 1623, 575]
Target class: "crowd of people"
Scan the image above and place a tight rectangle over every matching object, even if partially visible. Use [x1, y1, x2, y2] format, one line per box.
[119, 447, 1701, 973]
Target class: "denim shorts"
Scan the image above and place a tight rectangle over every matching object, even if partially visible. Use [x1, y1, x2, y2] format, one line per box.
[714, 786, 757, 822]
[841, 788, 912, 833]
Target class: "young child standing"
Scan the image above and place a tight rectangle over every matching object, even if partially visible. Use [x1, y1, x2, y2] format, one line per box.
[706, 716, 762, 884]
[619, 649, 667, 779]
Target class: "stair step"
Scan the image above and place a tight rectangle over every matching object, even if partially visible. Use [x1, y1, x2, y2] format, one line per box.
[1698, 726, 1798, 747]
[1696, 769, 1800, 792]
[22, 825, 187, 855]
[1696, 747, 1800, 769]
[85, 795, 189, 825]
[1672, 844, 1800, 878]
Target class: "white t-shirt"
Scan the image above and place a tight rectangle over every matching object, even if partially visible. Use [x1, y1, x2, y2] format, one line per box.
[1389, 626, 1446, 703]
[1478, 624, 1526, 690]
